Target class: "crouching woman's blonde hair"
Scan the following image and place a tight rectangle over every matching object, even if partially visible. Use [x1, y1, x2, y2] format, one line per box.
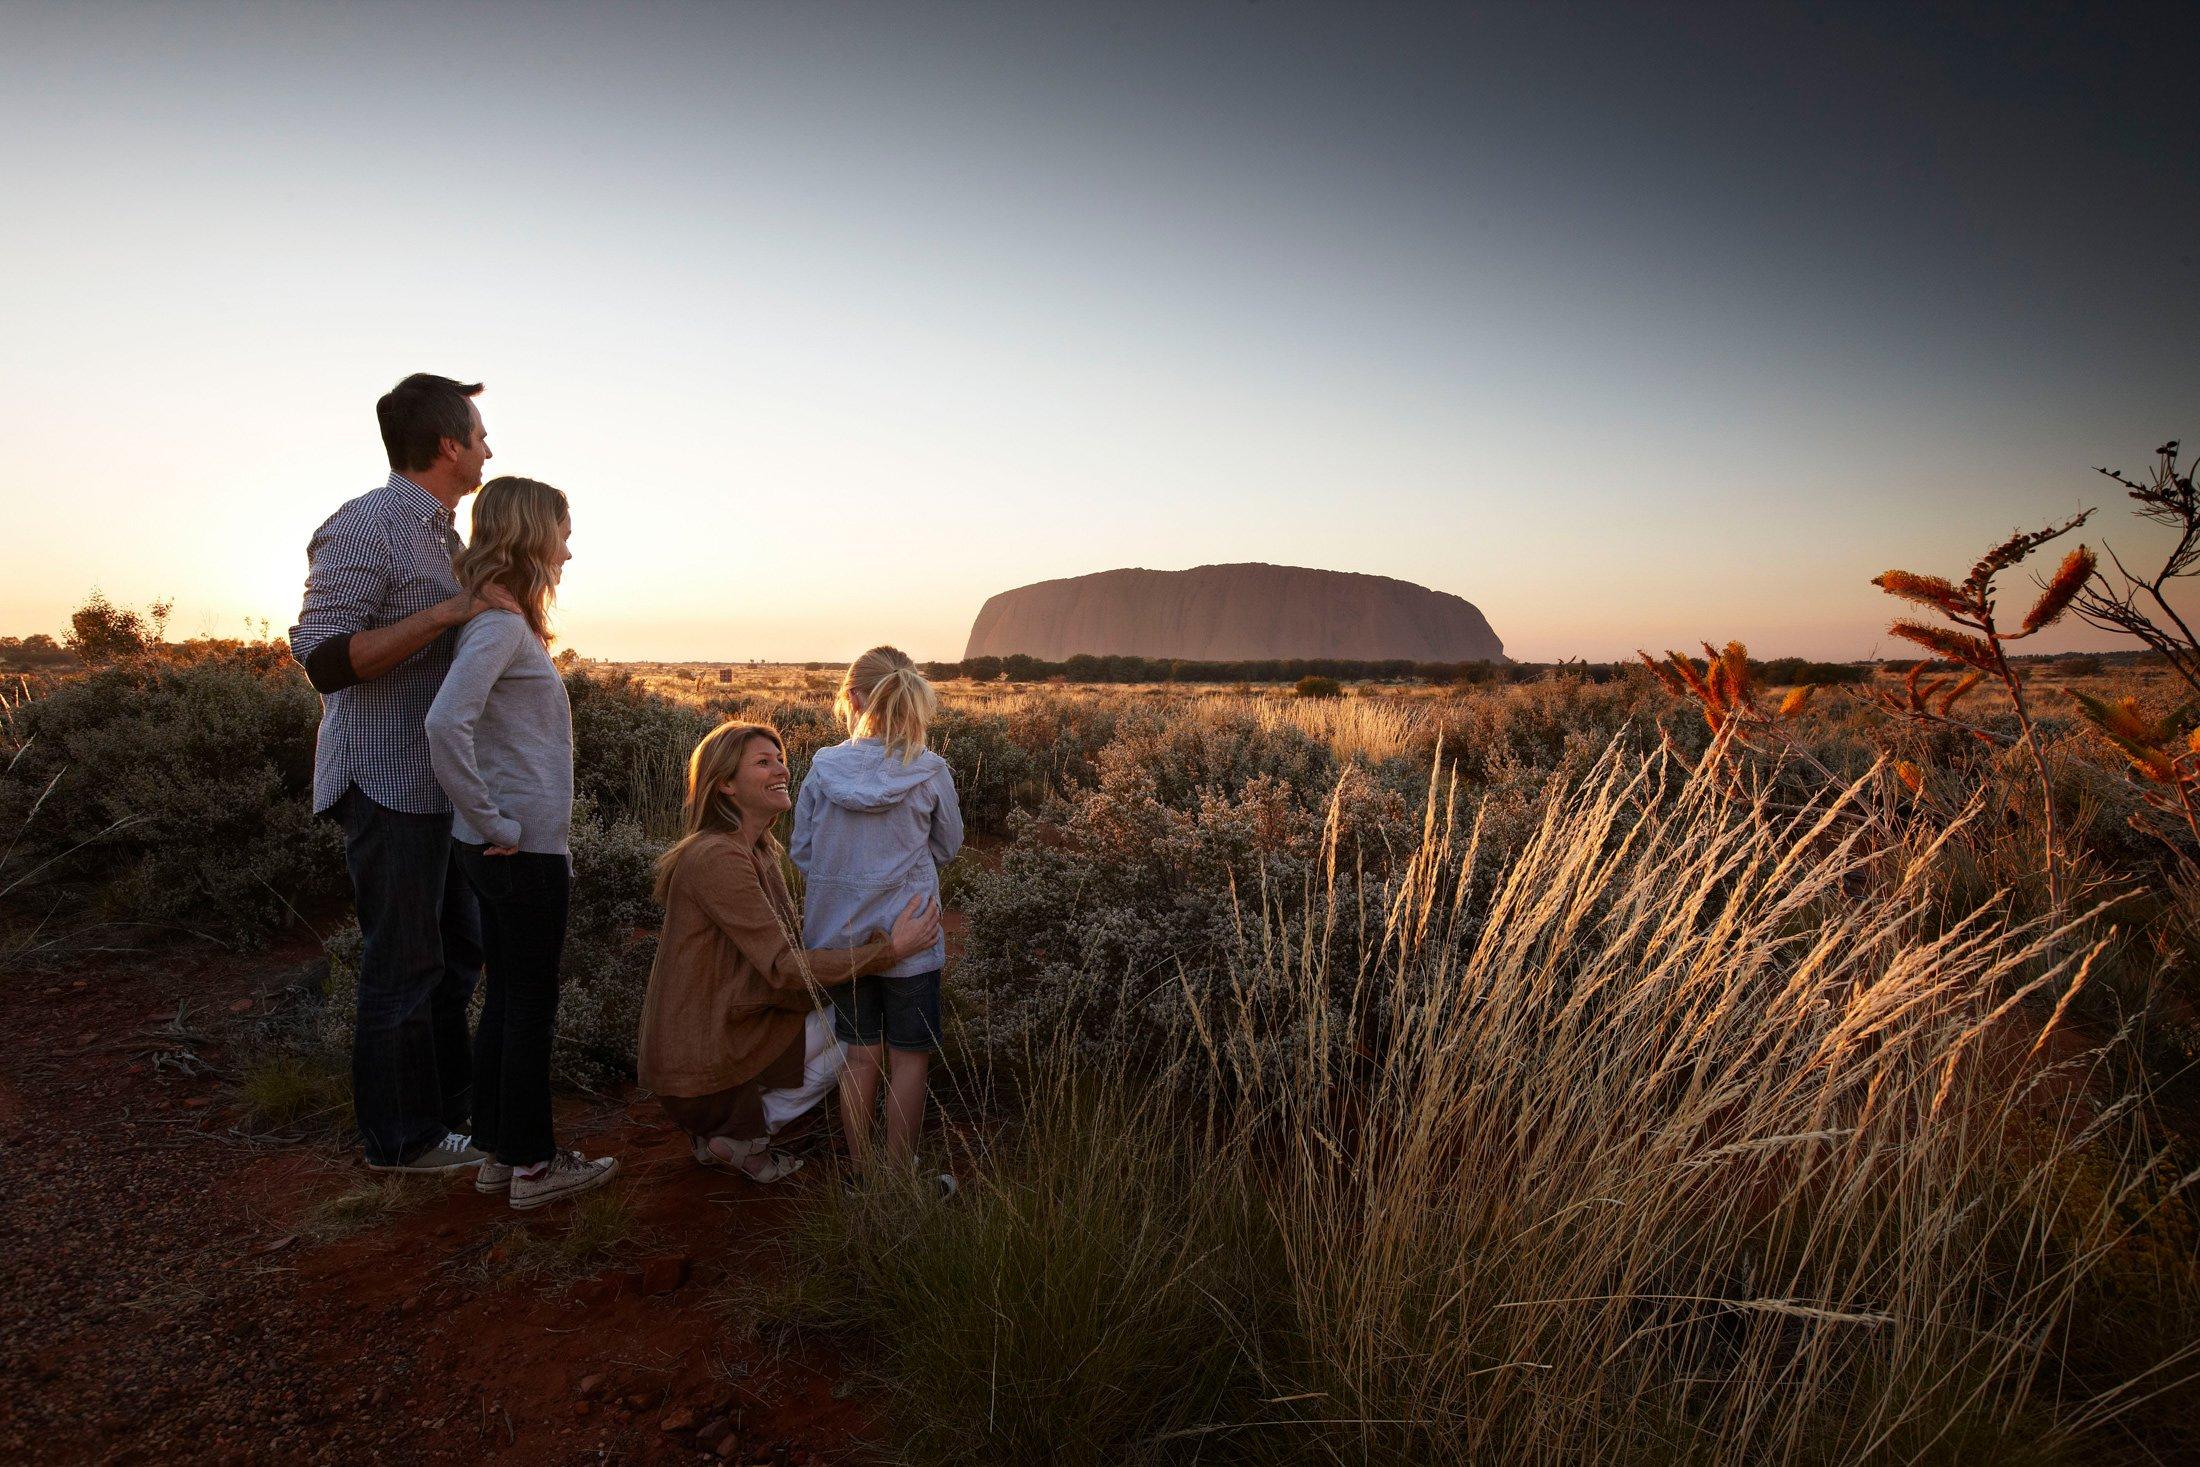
[833, 646, 936, 763]
[651, 721, 785, 902]
[454, 475, 569, 645]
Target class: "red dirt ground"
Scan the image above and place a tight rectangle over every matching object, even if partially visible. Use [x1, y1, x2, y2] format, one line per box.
[0, 932, 919, 1465]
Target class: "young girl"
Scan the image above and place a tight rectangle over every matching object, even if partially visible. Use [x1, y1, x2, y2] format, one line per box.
[424, 475, 618, 1210]
[637, 720, 940, 1183]
[791, 646, 965, 1177]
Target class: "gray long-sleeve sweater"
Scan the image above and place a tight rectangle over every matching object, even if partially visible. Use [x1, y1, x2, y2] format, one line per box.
[423, 610, 574, 855]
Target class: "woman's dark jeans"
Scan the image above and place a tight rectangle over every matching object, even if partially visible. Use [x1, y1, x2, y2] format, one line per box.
[454, 844, 570, 1168]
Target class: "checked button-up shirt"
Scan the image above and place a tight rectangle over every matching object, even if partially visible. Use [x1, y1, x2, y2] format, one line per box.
[288, 472, 465, 816]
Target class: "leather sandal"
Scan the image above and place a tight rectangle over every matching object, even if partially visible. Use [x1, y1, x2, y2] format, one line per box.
[740, 1149, 805, 1184]
[694, 1136, 765, 1172]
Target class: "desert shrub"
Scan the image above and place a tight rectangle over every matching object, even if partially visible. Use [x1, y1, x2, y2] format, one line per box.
[565, 669, 715, 834]
[1435, 675, 1657, 779]
[703, 695, 837, 786]
[554, 809, 663, 1085]
[958, 707, 1424, 1066]
[0, 655, 342, 941]
[1293, 674, 1342, 698]
[925, 696, 1122, 838]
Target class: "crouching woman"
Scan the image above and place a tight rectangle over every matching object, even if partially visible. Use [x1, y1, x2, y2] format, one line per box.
[637, 722, 939, 1183]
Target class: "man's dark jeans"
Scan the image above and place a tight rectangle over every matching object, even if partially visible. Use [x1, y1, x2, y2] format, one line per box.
[454, 844, 570, 1169]
[336, 787, 481, 1165]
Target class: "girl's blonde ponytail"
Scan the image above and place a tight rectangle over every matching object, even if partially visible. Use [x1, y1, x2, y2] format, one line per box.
[834, 645, 936, 762]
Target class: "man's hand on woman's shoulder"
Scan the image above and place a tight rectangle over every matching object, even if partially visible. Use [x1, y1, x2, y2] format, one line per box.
[437, 582, 522, 629]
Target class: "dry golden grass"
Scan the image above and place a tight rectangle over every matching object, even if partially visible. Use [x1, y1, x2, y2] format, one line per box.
[780, 737, 2199, 1465]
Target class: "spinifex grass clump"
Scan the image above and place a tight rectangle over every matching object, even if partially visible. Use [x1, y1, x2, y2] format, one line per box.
[787, 741, 2200, 1465]
[1873, 517, 2096, 913]
[772, 1065, 1278, 1465]
[1252, 746, 2195, 1464]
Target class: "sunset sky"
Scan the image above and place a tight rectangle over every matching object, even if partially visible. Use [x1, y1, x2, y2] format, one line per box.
[3, 2, 2193, 663]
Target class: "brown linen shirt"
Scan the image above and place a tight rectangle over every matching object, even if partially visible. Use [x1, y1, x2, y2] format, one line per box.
[636, 832, 894, 1099]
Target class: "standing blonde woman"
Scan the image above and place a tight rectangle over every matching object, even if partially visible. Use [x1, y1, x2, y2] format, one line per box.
[425, 475, 618, 1209]
[637, 721, 940, 1183]
[791, 646, 964, 1179]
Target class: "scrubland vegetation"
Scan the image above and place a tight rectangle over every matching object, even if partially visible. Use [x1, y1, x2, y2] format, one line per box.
[4, 442, 2197, 1461]
[9, 639, 2196, 1460]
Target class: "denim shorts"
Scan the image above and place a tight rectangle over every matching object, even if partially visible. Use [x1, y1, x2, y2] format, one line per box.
[830, 969, 942, 1052]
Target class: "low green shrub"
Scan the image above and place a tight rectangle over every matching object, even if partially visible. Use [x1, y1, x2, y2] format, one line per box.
[0, 655, 342, 942]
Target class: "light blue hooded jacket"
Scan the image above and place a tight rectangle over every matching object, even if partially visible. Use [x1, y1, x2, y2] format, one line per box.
[790, 739, 964, 978]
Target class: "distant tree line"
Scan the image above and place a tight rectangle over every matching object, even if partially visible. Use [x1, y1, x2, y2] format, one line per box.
[0, 634, 76, 672]
[920, 652, 1876, 688]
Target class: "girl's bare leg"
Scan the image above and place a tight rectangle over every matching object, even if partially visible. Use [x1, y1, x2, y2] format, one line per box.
[882, 1048, 930, 1169]
[839, 1042, 885, 1171]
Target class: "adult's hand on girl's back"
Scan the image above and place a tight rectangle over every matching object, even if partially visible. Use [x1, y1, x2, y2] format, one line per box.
[888, 894, 941, 960]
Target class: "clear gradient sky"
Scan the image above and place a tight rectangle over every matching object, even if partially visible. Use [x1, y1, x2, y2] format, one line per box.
[3, 1, 2194, 663]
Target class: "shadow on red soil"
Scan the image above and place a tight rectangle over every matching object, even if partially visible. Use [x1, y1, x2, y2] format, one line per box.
[0, 933, 899, 1465]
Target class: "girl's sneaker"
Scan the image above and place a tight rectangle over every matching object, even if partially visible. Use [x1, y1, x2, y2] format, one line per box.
[509, 1150, 619, 1210]
[475, 1161, 513, 1194]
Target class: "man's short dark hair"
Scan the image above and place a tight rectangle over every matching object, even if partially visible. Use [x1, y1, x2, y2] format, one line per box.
[377, 373, 484, 473]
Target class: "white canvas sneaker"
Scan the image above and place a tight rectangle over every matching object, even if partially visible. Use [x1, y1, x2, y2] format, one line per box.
[475, 1160, 514, 1194]
[509, 1150, 619, 1211]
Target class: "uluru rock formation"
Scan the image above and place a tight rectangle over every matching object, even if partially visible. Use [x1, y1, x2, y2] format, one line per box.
[963, 563, 1505, 663]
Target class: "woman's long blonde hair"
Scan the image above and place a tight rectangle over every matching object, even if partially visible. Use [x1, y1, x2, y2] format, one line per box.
[454, 475, 568, 644]
[651, 721, 784, 902]
[834, 645, 936, 762]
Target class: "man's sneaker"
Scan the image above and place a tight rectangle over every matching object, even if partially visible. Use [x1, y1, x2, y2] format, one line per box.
[367, 1132, 489, 1174]
[509, 1150, 619, 1211]
[475, 1160, 513, 1194]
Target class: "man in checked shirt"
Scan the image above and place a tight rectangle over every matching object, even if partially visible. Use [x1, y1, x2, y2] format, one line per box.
[289, 374, 519, 1172]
